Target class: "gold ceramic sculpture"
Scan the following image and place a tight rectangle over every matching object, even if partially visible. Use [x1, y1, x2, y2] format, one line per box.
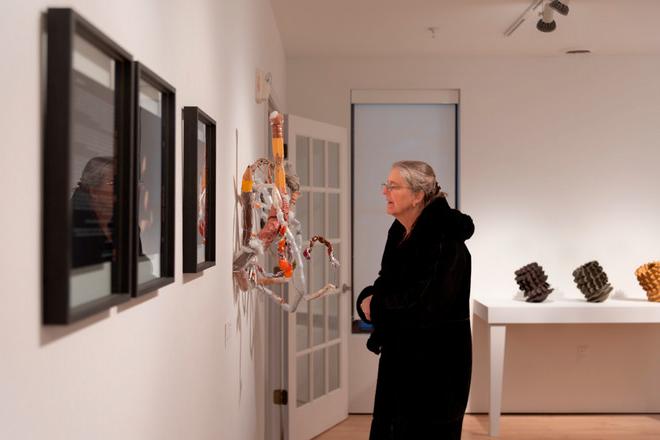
[635, 262, 660, 302]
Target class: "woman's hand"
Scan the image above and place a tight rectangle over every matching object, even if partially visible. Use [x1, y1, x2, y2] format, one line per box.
[361, 295, 372, 321]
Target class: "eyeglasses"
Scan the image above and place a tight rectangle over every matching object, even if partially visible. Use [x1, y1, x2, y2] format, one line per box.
[381, 182, 411, 192]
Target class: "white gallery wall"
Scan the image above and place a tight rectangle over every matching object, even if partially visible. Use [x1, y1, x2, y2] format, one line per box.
[0, 1, 285, 439]
[286, 55, 660, 413]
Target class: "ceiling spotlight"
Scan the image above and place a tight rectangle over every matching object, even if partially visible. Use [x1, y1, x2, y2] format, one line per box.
[549, 0, 569, 16]
[536, 3, 556, 32]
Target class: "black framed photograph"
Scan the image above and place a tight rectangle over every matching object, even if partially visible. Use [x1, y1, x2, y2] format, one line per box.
[43, 8, 134, 324]
[182, 107, 216, 273]
[132, 62, 176, 296]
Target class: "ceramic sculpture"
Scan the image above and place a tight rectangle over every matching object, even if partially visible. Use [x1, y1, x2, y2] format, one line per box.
[635, 262, 660, 302]
[572, 260, 612, 302]
[514, 262, 553, 302]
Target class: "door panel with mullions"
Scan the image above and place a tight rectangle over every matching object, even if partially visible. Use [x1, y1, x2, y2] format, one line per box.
[287, 115, 349, 440]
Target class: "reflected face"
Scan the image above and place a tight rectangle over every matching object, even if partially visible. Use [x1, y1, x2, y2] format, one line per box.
[89, 165, 114, 211]
[382, 168, 417, 217]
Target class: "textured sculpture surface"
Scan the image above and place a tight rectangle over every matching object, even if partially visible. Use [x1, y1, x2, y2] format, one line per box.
[515, 262, 553, 302]
[635, 262, 660, 302]
[572, 261, 613, 303]
[232, 112, 339, 312]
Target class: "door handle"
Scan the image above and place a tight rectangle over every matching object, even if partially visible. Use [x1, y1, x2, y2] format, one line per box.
[341, 283, 351, 294]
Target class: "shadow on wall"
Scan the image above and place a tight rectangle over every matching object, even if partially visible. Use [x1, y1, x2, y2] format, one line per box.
[40, 310, 109, 346]
[39, 291, 161, 346]
[182, 272, 204, 284]
[116, 291, 158, 312]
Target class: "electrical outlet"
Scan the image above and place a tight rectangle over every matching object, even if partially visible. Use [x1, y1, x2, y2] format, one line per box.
[576, 344, 588, 360]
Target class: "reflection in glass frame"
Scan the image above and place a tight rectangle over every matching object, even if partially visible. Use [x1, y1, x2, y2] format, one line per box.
[132, 63, 176, 296]
[43, 8, 134, 324]
[182, 107, 216, 273]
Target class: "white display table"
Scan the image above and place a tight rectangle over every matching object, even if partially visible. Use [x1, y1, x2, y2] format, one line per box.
[472, 297, 660, 437]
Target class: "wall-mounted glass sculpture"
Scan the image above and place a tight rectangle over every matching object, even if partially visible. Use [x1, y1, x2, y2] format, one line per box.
[514, 262, 553, 302]
[232, 112, 339, 312]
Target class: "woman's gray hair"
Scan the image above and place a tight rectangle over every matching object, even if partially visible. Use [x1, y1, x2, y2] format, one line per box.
[77, 156, 114, 191]
[392, 160, 446, 206]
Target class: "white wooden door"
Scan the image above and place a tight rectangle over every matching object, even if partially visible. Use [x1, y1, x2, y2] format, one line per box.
[287, 115, 349, 440]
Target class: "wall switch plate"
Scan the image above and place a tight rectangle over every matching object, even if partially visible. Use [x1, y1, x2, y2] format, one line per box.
[576, 344, 588, 361]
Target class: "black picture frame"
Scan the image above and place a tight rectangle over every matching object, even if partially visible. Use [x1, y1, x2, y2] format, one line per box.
[132, 62, 176, 296]
[43, 8, 134, 324]
[182, 107, 216, 273]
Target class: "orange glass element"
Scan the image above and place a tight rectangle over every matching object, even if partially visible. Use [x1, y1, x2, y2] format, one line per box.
[279, 259, 293, 278]
[269, 111, 287, 195]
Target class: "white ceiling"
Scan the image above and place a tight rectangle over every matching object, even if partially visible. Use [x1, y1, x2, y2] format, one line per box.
[271, 0, 660, 57]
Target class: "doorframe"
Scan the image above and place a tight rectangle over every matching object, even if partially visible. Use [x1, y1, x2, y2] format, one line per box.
[264, 105, 352, 439]
[265, 95, 289, 440]
[286, 114, 350, 440]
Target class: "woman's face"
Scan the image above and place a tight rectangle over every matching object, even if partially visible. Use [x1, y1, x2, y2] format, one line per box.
[90, 165, 115, 211]
[383, 167, 421, 217]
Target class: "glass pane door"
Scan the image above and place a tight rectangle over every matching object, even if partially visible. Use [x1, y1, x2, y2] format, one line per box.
[294, 134, 342, 409]
[287, 115, 349, 440]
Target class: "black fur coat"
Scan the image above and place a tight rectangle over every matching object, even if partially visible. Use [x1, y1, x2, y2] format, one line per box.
[356, 196, 474, 439]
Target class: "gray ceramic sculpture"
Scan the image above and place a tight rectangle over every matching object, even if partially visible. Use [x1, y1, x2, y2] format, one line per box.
[572, 260, 613, 302]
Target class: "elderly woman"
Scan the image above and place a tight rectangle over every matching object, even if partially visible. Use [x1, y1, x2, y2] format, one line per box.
[357, 160, 474, 439]
[71, 157, 115, 268]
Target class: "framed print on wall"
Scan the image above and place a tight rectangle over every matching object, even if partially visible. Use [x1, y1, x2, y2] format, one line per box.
[132, 62, 176, 296]
[182, 107, 216, 273]
[43, 8, 134, 324]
